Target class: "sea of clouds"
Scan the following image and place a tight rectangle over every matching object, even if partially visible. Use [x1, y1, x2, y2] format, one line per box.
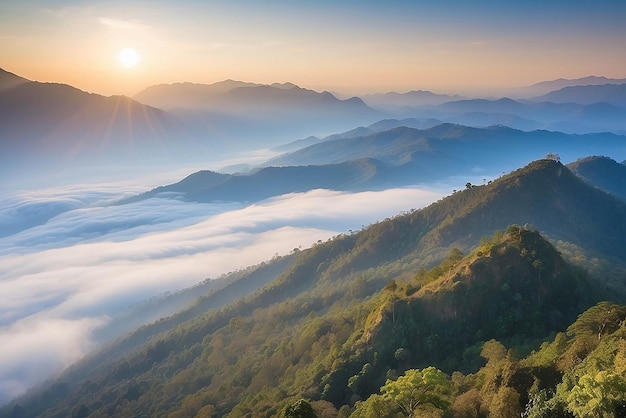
[0, 179, 444, 405]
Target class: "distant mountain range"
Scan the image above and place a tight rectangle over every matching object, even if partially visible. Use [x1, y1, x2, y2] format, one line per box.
[527, 75, 626, 95]
[0, 69, 384, 184]
[0, 68, 189, 176]
[118, 124, 626, 207]
[533, 83, 626, 107]
[133, 80, 382, 146]
[430, 97, 626, 133]
[3, 67, 626, 188]
[8, 158, 626, 417]
[271, 117, 443, 153]
[266, 123, 625, 171]
[359, 90, 464, 110]
[133, 79, 263, 109]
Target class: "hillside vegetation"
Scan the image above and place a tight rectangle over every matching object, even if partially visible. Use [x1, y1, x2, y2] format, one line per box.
[4, 159, 626, 417]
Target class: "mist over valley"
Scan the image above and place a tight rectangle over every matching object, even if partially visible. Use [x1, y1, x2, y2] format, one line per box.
[2, 2, 626, 414]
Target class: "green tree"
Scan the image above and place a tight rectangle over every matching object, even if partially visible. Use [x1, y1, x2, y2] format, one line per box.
[380, 367, 452, 417]
[284, 399, 318, 418]
[350, 394, 397, 418]
[480, 340, 507, 366]
[566, 371, 626, 418]
[448, 248, 464, 263]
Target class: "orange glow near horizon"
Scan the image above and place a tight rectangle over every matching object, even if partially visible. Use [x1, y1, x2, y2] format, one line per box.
[1, 2, 625, 97]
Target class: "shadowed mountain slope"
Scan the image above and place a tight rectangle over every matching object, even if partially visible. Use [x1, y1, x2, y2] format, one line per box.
[0, 68, 29, 91]
[0, 69, 189, 174]
[118, 159, 400, 205]
[567, 155, 626, 201]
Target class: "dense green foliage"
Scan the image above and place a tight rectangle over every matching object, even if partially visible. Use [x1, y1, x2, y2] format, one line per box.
[349, 302, 626, 418]
[5, 227, 618, 418]
[4, 159, 626, 417]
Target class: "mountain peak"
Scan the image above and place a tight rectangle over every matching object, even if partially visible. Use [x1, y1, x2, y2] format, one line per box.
[528, 75, 626, 96]
[270, 82, 298, 89]
[0, 68, 30, 92]
[567, 156, 626, 201]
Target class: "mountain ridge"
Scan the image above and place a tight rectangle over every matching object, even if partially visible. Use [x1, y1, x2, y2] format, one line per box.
[533, 83, 626, 107]
[0, 70, 190, 169]
[527, 75, 626, 95]
[567, 155, 626, 201]
[0, 68, 30, 91]
[5, 158, 626, 417]
[133, 79, 375, 113]
[112, 124, 626, 211]
[265, 123, 626, 172]
[132, 78, 382, 148]
[360, 89, 464, 109]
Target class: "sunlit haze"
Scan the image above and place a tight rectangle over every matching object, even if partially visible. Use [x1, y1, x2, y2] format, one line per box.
[2, 0, 626, 411]
[118, 47, 139, 68]
[2, 1, 625, 96]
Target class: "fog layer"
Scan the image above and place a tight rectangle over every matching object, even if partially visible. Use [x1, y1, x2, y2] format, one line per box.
[0, 184, 443, 404]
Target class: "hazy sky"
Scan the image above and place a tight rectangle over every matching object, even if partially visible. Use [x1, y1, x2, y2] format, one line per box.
[2, 0, 625, 97]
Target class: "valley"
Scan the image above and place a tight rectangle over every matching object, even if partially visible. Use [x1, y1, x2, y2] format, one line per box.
[2, 67, 626, 417]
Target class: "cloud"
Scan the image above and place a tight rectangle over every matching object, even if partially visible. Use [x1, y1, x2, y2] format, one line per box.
[0, 315, 105, 403]
[97, 17, 150, 33]
[0, 185, 443, 405]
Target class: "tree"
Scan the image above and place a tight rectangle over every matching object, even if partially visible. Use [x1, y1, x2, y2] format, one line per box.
[480, 340, 507, 365]
[284, 399, 318, 418]
[566, 371, 626, 418]
[448, 248, 464, 263]
[350, 394, 397, 418]
[545, 153, 560, 162]
[380, 367, 452, 417]
[488, 386, 521, 418]
[450, 388, 484, 418]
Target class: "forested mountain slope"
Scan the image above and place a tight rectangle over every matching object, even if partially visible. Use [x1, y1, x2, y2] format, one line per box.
[4, 227, 615, 418]
[5, 159, 626, 417]
[567, 156, 626, 201]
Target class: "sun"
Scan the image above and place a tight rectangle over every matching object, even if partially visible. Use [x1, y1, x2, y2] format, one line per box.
[118, 47, 140, 68]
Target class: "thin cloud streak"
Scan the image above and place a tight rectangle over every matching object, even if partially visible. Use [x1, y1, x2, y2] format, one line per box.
[0, 185, 443, 405]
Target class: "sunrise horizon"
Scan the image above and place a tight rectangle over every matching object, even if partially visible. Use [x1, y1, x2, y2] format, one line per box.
[3, 1, 626, 98]
[5, 64, 626, 100]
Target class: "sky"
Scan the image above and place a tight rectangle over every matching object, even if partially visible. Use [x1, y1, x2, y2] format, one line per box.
[1, 0, 625, 97]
